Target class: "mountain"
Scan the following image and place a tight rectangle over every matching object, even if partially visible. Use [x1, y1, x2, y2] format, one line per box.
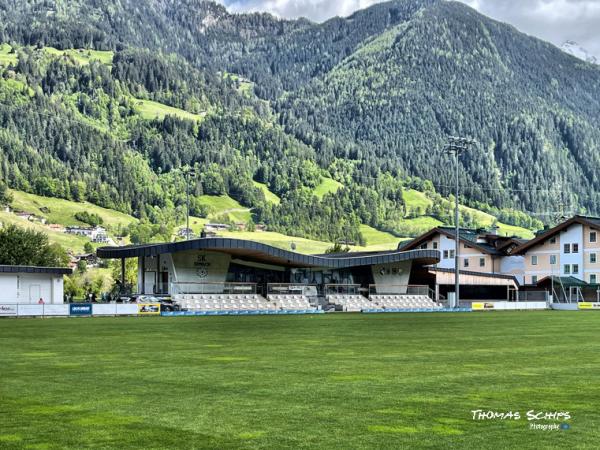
[3, 0, 599, 247]
[561, 41, 598, 65]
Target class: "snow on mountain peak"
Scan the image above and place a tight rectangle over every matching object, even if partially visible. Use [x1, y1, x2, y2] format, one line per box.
[561, 40, 598, 65]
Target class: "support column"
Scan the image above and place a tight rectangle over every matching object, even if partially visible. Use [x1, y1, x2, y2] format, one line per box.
[121, 258, 125, 285]
[141, 256, 146, 294]
[155, 254, 161, 294]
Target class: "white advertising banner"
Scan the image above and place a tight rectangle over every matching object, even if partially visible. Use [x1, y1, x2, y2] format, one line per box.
[92, 304, 119, 316]
[17, 305, 44, 316]
[0, 304, 17, 316]
[116, 304, 139, 315]
[43, 305, 70, 316]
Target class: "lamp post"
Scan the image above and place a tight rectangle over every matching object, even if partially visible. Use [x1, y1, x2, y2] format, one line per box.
[183, 167, 197, 240]
[445, 136, 476, 308]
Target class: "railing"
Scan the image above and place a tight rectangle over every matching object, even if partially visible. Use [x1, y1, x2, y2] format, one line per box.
[324, 284, 362, 296]
[170, 282, 257, 295]
[267, 283, 318, 296]
[516, 291, 549, 302]
[368, 284, 430, 296]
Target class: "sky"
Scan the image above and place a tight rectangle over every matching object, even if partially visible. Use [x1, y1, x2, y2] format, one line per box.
[218, 0, 600, 60]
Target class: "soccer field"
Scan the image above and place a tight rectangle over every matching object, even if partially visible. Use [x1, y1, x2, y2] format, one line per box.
[1, 312, 599, 449]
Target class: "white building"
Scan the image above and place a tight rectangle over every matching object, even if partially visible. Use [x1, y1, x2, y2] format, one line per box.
[0, 266, 72, 304]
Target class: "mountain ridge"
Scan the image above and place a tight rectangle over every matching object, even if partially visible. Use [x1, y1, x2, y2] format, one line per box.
[1, 0, 597, 247]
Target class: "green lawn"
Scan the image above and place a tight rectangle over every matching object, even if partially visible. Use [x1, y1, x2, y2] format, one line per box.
[313, 177, 343, 199]
[10, 190, 137, 230]
[131, 98, 206, 122]
[0, 312, 598, 448]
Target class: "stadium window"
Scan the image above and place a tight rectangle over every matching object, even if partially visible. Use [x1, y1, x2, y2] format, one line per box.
[532, 276, 538, 284]
[573, 264, 579, 274]
[564, 264, 571, 274]
[550, 254, 557, 265]
[564, 243, 571, 254]
[573, 243, 579, 253]
[591, 231, 597, 243]
[591, 274, 597, 284]
[479, 257, 485, 267]
[464, 258, 469, 268]
[531, 255, 538, 265]
[591, 253, 597, 264]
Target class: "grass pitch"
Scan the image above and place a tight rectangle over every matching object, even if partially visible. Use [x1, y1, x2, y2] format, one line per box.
[1, 312, 599, 449]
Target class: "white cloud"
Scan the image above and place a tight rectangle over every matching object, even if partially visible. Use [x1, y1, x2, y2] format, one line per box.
[217, 0, 600, 59]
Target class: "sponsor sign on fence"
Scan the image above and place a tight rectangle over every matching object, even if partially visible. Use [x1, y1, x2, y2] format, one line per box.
[578, 302, 600, 310]
[0, 304, 17, 316]
[472, 302, 495, 310]
[138, 303, 160, 315]
[69, 303, 92, 316]
[43, 305, 70, 316]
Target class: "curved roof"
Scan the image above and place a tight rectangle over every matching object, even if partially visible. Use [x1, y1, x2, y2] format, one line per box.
[97, 237, 439, 269]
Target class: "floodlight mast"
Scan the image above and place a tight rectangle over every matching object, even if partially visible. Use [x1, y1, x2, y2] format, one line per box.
[183, 167, 197, 241]
[445, 136, 476, 308]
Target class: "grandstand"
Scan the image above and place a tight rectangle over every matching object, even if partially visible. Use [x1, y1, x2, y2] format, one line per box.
[97, 237, 440, 313]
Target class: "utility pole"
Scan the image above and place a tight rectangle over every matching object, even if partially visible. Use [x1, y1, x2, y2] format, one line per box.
[445, 136, 476, 308]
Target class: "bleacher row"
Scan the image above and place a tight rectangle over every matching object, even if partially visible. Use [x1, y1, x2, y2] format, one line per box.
[173, 293, 441, 312]
[173, 293, 312, 311]
[328, 294, 442, 312]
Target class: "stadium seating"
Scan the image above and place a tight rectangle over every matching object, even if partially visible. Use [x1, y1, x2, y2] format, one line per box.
[370, 294, 442, 309]
[327, 294, 379, 312]
[268, 294, 312, 310]
[172, 293, 278, 311]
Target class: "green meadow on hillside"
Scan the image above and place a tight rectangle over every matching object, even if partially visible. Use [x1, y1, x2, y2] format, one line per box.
[252, 181, 281, 205]
[0, 210, 89, 253]
[313, 177, 343, 199]
[43, 47, 114, 66]
[0, 43, 17, 66]
[130, 98, 207, 122]
[10, 191, 137, 230]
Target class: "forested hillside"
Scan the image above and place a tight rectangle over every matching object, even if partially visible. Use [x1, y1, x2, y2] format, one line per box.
[3, 0, 596, 246]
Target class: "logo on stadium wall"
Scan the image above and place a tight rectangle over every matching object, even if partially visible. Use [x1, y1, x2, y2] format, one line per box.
[194, 254, 211, 279]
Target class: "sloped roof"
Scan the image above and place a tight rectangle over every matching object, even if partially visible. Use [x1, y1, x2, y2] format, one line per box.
[514, 215, 600, 254]
[399, 227, 510, 256]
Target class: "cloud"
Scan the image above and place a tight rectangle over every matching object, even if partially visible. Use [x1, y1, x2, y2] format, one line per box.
[217, 0, 600, 59]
